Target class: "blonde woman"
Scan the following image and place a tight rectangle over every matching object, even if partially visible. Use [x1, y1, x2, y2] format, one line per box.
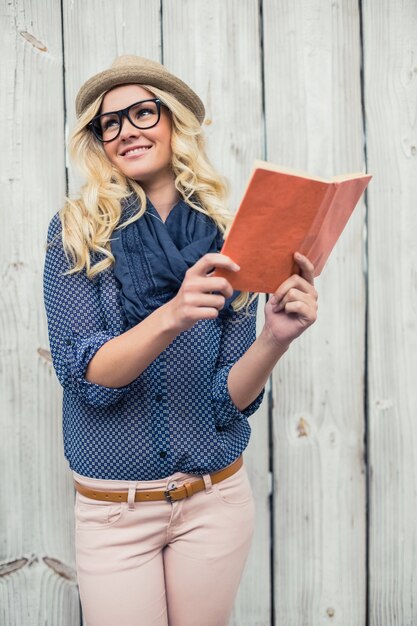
[43, 56, 318, 626]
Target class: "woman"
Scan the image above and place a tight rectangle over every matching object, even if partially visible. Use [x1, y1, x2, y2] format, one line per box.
[43, 55, 318, 626]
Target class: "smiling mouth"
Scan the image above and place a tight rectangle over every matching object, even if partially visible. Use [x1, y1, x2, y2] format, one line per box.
[122, 146, 152, 157]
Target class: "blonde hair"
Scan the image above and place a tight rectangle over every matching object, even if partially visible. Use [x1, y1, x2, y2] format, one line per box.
[60, 85, 253, 311]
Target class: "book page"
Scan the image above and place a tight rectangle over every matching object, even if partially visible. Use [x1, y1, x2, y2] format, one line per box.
[302, 176, 371, 274]
[251, 160, 369, 184]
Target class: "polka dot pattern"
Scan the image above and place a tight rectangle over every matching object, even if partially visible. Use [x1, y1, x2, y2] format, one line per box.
[43, 212, 264, 480]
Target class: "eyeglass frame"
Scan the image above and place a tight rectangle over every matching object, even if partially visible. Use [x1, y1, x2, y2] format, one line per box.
[88, 98, 162, 143]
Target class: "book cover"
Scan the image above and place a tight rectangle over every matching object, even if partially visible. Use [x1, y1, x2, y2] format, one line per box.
[215, 161, 372, 293]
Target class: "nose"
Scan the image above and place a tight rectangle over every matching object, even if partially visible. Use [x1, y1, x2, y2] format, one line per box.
[118, 114, 141, 140]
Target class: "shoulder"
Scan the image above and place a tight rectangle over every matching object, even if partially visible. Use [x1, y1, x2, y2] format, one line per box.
[46, 211, 63, 244]
[44, 212, 66, 262]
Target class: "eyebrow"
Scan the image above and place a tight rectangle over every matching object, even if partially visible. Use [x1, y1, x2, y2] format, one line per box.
[98, 99, 158, 117]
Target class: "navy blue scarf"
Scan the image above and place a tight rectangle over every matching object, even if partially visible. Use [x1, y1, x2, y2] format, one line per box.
[110, 195, 237, 327]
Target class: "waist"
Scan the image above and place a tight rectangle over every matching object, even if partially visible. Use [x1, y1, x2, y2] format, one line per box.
[73, 456, 243, 503]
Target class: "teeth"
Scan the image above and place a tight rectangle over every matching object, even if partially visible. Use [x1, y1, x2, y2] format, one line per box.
[124, 146, 150, 156]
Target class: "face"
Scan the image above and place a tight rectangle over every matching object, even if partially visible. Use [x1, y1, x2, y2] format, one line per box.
[99, 84, 173, 188]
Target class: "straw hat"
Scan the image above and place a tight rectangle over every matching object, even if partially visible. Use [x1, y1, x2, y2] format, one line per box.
[75, 55, 205, 124]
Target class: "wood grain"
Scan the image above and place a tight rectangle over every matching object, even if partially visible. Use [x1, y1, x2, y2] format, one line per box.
[264, 0, 367, 623]
[0, 0, 79, 623]
[364, 0, 417, 624]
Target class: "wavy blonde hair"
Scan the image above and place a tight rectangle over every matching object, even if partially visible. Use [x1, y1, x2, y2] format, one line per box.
[60, 85, 253, 311]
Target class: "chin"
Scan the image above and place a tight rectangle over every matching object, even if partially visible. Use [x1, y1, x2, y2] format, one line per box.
[121, 166, 151, 182]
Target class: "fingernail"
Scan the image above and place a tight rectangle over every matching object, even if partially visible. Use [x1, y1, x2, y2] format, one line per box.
[270, 295, 277, 304]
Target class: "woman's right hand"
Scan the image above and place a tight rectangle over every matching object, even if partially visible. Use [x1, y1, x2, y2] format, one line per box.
[84, 253, 239, 389]
[166, 253, 240, 332]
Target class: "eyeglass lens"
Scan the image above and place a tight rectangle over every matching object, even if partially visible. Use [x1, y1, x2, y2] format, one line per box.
[91, 100, 160, 142]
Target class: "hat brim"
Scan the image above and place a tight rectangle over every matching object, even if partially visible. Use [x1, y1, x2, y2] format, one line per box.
[75, 66, 205, 124]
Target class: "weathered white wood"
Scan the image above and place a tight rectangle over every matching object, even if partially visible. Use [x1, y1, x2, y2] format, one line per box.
[5, 1, 417, 624]
[163, 2, 270, 624]
[163, 0, 266, 212]
[63, 0, 162, 195]
[364, 1, 417, 624]
[0, 0, 79, 624]
[264, 1, 367, 624]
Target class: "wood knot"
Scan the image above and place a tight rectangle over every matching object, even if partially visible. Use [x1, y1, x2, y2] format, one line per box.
[297, 417, 309, 437]
[19, 31, 48, 52]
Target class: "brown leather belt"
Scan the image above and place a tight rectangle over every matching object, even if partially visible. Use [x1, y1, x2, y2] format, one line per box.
[74, 456, 243, 503]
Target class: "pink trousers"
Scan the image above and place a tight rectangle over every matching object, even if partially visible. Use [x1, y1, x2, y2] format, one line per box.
[73, 462, 255, 626]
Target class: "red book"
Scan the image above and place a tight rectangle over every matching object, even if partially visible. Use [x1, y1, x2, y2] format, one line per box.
[215, 161, 372, 292]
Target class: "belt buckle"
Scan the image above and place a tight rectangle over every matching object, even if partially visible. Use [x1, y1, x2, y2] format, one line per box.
[164, 487, 178, 503]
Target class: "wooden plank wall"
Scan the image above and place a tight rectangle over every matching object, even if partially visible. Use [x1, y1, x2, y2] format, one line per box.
[365, 1, 417, 624]
[265, 2, 367, 624]
[0, 0, 80, 624]
[1, 1, 416, 625]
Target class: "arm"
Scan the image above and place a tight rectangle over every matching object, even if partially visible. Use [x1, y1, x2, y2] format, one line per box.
[43, 213, 133, 406]
[74, 252, 241, 388]
[43, 214, 184, 398]
[44, 217, 238, 393]
[211, 297, 265, 428]
[84, 302, 180, 387]
[228, 252, 318, 411]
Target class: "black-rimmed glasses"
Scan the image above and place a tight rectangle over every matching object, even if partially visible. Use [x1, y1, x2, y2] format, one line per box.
[89, 98, 162, 142]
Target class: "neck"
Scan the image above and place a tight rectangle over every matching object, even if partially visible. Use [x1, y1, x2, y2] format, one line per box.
[142, 176, 179, 222]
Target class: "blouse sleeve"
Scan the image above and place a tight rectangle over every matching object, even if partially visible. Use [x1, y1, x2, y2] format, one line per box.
[212, 297, 265, 428]
[43, 213, 133, 407]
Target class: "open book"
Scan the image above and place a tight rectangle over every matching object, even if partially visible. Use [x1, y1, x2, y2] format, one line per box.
[215, 160, 372, 293]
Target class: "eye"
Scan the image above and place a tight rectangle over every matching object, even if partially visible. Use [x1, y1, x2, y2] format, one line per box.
[100, 114, 119, 131]
[130, 101, 158, 121]
[135, 107, 154, 119]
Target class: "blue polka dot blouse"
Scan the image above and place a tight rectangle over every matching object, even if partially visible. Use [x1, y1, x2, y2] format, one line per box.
[43, 212, 264, 480]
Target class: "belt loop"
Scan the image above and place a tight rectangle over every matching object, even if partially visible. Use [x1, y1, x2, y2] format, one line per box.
[202, 473, 213, 493]
[128, 482, 137, 510]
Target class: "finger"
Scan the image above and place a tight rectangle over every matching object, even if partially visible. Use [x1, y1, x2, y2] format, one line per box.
[184, 293, 226, 310]
[184, 276, 234, 298]
[294, 251, 315, 285]
[192, 307, 221, 321]
[272, 289, 316, 312]
[282, 300, 318, 323]
[271, 276, 317, 304]
[190, 253, 240, 277]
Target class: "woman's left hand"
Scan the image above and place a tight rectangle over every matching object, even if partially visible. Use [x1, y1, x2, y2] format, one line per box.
[263, 251, 318, 350]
